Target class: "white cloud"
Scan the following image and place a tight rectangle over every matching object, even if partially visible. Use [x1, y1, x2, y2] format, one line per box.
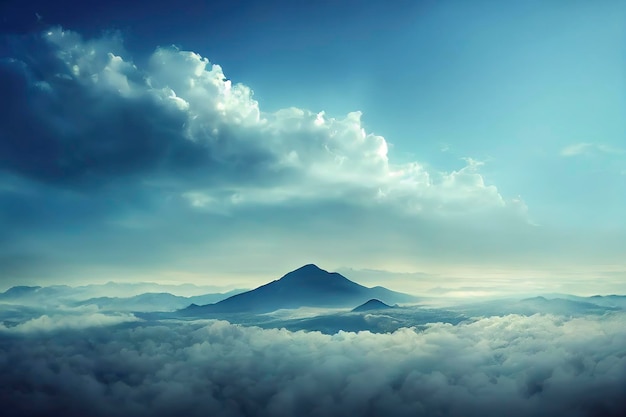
[0, 311, 139, 333]
[561, 142, 593, 157]
[561, 142, 625, 157]
[0, 27, 554, 282]
[8, 27, 524, 220]
[0, 314, 625, 416]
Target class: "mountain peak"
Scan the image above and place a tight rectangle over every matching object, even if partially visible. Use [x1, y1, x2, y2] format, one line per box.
[277, 264, 336, 284]
[352, 299, 393, 312]
[1, 286, 41, 298]
[294, 264, 324, 273]
[180, 265, 416, 314]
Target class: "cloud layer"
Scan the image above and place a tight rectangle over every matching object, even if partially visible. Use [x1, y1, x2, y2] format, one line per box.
[1, 314, 625, 417]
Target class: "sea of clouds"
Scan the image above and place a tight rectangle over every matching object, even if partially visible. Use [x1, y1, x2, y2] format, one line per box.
[1, 313, 625, 417]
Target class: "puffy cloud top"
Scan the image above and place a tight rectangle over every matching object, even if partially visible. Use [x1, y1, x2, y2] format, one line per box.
[0, 28, 524, 219]
[1, 313, 625, 416]
[0, 27, 550, 284]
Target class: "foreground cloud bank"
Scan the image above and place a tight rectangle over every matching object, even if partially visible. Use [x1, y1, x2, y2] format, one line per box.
[1, 314, 625, 417]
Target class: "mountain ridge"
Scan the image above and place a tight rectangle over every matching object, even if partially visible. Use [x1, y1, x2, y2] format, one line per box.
[182, 264, 418, 314]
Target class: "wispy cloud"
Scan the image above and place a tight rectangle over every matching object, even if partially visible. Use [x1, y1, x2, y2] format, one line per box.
[560, 142, 625, 157]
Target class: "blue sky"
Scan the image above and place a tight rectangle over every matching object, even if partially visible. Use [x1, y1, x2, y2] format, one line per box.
[0, 0, 624, 292]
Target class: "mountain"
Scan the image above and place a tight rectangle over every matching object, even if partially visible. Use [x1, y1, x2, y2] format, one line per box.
[182, 264, 418, 314]
[352, 299, 393, 312]
[587, 295, 626, 309]
[0, 283, 244, 307]
[451, 296, 620, 317]
[0, 285, 71, 306]
[0, 286, 42, 300]
[76, 290, 245, 312]
[514, 296, 620, 315]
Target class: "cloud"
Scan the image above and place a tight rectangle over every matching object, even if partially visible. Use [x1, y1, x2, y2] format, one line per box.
[0, 32, 203, 188]
[0, 314, 625, 416]
[560, 142, 625, 157]
[0, 27, 549, 283]
[0, 310, 139, 333]
[0, 27, 523, 217]
[561, 143, 593, 157]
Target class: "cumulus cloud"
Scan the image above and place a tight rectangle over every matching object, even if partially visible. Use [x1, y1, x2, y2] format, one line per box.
[0, 27, 554, 284]
[0, 314, 624, 417]
[0, 27, 523, 218]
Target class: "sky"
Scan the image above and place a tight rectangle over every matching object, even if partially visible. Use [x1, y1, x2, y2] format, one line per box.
[0, 0, 624, 293]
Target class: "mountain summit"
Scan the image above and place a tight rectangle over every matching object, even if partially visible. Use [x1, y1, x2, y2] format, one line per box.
[352, 299, 394, 312]
[269, 264, 367, 294]
[182, 264, 416, 314]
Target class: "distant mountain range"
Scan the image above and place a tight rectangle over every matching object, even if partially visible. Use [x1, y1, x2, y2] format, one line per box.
[0, 284, 246, 312]
[3, 269, 625, 330]
[74, 290, 245, 312]
[450, 295, 623, 317]
[0, 282, 240, 303]
[182, 264, 419, 314]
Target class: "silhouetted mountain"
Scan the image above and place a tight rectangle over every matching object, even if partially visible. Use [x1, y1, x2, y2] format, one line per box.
[587, 295, 626, 309]
[182, 264, 418, 314]
[515, 296, 618, 315]
[0, 282, 243, 306]
[352, 299, 393, 312]
[452, 296, 620, 317]
[0, 286, 41, 300]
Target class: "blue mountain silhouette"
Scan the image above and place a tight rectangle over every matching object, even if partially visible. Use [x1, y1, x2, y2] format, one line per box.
[182, 264, 417, 314]
[352, 299, 394, 312]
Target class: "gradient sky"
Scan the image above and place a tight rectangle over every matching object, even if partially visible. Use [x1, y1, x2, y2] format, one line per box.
[0, 0, 624, 293]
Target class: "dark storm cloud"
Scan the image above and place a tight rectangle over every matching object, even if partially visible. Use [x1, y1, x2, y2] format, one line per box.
[0, 34, 233, 188]
[1, 31, 297, 200]
[0, 314, 625, 417]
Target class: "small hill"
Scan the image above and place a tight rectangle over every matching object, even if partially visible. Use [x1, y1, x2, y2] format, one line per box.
[352, 299, 393, 312]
